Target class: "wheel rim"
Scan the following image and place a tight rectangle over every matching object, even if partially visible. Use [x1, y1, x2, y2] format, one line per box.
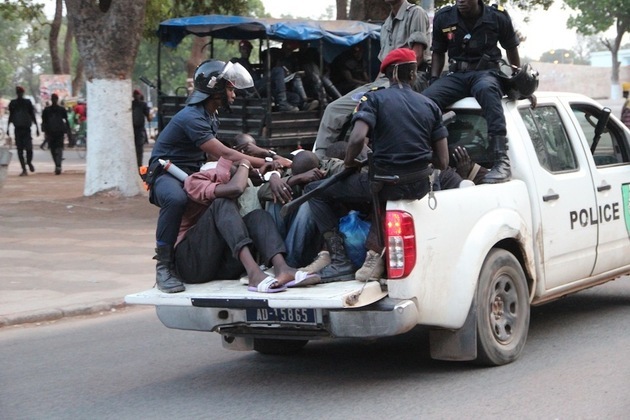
[489, 273, 520, 344]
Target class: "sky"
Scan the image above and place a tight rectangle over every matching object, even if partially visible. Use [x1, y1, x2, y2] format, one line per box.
[260, 0, 592, 60]
[42, 0, 616, 61]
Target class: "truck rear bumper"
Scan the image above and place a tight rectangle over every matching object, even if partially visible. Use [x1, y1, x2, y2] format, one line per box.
[155, 297, 419, 340]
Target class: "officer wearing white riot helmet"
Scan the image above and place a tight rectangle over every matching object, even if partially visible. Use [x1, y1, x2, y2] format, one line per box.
[147, 59, 289, 293]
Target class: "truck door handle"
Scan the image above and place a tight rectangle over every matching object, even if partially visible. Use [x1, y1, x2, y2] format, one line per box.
[597, 184, 611, 192]
[542, 193, 559, 202]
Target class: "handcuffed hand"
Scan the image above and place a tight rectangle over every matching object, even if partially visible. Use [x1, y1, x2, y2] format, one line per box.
[269, 174, 292, 204]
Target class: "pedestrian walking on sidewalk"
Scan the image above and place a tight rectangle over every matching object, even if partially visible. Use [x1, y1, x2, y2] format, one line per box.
[41, 94, 72, 175]
[7, 86, 39, 176]
[132, 89, 152, 167]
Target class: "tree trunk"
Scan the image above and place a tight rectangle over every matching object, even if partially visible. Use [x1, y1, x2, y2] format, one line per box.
[62, 17, 74, 75]
[349, 0, 389, 22]
[65, 0, 147, 197]
[49, 0, 63, 74]
[72, 58, 84, 97]
[188, 36, 211, 79]
[336, 0, 348, 20]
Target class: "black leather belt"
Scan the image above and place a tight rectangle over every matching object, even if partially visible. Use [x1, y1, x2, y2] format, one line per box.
[449, 60, 499, 72]
[373, 165, 433, 185]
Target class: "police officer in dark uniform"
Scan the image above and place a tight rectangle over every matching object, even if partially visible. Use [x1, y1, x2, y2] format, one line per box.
[304, 48, 449, 283]
[148, 59, 290, 293]
[422, 0, 521, 184]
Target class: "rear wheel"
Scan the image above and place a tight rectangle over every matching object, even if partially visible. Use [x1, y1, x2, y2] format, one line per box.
[476, 249, 530, 366]
[253, 338, 308, 355]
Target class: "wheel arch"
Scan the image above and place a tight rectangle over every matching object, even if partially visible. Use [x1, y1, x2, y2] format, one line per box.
[429, 242, 533, 364]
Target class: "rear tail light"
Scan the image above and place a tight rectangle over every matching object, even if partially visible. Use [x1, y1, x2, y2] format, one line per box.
[385, 211, 416, 279]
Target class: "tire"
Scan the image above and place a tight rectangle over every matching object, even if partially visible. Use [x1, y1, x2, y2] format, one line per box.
[253, 338, 308, 355]
[476, 249, 530, 366]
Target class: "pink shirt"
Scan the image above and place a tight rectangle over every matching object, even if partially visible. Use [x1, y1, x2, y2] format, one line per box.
[175, 157, 233, 245]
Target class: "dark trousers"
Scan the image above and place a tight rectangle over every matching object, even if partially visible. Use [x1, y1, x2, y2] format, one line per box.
[255, 67, 301, 108]
[306, 171, 430, 253]
[133, 125, 145, 167]
[422, 70, 506, 137]
[152, 173, 188, 246]
[175, 200, 286, 283]
[47, 132, 64, 169]
[14, 126, 33, 171]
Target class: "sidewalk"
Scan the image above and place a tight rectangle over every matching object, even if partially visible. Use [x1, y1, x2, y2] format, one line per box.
[0, 146, 157, 327]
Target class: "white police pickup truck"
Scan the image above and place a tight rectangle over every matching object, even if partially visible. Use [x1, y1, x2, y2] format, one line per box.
[125, 92, 630, 366]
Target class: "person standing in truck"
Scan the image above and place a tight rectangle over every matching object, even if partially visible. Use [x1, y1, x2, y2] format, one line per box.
[304, 48, 449, 283]
[422, 0, 522, 184]
[313, 0, 430, 159]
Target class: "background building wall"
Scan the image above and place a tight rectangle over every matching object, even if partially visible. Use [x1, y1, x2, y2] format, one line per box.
[533, 62, 630, 99]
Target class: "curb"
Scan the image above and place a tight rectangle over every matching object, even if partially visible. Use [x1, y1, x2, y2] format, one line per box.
[0, 300, 128, 328]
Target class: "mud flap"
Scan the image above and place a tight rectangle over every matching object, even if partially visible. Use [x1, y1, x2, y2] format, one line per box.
[429, 295, 478, 361]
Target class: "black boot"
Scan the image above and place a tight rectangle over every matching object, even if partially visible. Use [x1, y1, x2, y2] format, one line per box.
[154, 246, 185, 293]
[482, 135, 511, 184]
[317, 230, 356, 282]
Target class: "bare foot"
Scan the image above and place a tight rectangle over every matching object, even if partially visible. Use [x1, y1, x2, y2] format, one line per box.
[273, 267, 298, 285]
[248, 269, 281, 289]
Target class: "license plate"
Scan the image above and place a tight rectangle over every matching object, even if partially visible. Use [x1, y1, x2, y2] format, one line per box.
[246, 307, 317, 325]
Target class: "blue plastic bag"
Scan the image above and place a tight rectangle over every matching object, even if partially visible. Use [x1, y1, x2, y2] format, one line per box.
[339, 211, 370, 268]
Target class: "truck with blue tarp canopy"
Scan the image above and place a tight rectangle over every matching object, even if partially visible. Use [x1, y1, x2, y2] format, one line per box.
[153, 14, 381, 153]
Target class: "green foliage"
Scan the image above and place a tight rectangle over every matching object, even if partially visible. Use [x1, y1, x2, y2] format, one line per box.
[564, 0, 630, 36]
[144, 0, 262, 38]
[434, 0, 554, 11]
[136, 0, 265, 96]
[0, 8, 50, 100]
[0, 0, 44, 21]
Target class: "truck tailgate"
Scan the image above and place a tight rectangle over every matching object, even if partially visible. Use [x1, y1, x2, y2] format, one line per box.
[125, 280, 387, 309]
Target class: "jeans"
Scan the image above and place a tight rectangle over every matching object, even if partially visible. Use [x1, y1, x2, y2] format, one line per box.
[266, 201, 321, 268]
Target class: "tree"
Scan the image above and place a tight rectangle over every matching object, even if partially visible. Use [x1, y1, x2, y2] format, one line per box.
[46, 0, 83, 96]
[0, 1, 47, 98]
[349, 0, 389, 21]
[564, 0, 630, 98]
[65, 0, 147, 197]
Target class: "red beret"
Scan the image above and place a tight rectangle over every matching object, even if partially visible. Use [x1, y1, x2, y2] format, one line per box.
[380, 48, 416, 73]
[16, 86, 25, 93]
[133, 89, 141, 96]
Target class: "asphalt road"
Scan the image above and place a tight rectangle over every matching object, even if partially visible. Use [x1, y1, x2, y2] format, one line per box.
[1, 279, 629, 420]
